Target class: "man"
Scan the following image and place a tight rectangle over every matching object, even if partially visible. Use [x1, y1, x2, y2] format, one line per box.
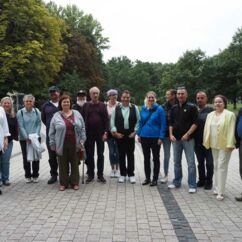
[160, 89, 177, 183]
[235, 107, 242, 201]
[194, 91, 214, 190]
[72, 90, 87, 116]
[82, 87, 109, 183]
[168, 87, 198, 193]
[41, 86, 60, 184]
[111, 90, 140, 184]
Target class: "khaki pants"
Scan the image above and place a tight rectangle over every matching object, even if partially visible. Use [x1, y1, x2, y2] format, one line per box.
[58, 143, 79, 187]
[212, 148, 232, 195]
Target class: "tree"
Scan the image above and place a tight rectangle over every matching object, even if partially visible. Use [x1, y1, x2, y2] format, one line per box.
[0, 0, 66, 96]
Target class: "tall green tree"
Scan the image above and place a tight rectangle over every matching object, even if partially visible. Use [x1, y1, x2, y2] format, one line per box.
[0, 0, 66, 96]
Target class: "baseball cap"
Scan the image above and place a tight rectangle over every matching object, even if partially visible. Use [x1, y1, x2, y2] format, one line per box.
[77, 90, 86, 96]
[48, 86, 59, 92]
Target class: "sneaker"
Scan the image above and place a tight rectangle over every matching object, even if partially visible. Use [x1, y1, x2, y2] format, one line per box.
[33, 178, 39, 183]
[114, 170, 120, 178]
[204, 183, 212, 190]
[86, 176, 94, 184]
[47, 176, 57, 184]
[150, 180, 157, 186]
[118, 176, 125, 183]
[129, 176, 136, 184]
[25, 178, 32, 183]
[110, 170, 115, 178]
[98, 176, 106, 184]
[235, 194, 242, 202]
[142, 179, 150, 185]
[216, 194, 224, 201]
[160, 176, 168, 184]
[189, 188, 197, 193]
[168, 184, 176, 189]
[3, 180, 10, 186]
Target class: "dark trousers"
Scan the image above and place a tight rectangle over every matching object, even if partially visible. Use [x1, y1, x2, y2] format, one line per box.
[86, 135, 104, 178]
[58, 143, 79, 187]
[141, 137, 161, 181]
[195, 144, 213, 184]
[239, 140, 242, 180]
[46, 135, 58, 177]
[20, 140, 40, 178]
[116, 137, 135, 177]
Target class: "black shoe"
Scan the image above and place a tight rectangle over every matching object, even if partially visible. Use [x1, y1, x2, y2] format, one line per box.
[0, 189, 2, 195]
[150, 180, 157, 186]
[98, 176, 106, 184]
[142, 179, 150, 185]
[47, 176, 57, 184]
[86, 176, 94, 184]
[197, 180, 205, 187]
[204, 183, 212, 190]
[235, 194, 242, 202]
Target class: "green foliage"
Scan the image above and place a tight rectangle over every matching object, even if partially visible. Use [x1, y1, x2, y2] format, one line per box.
[0, 0, 66, 96]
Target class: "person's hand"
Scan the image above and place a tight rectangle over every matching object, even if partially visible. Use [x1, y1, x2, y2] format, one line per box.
[3, 138, 8, 150]
[226, 148, 234, 152]
[181, 133, 189, 141]
[170, 135, 176, 142]
[158, 139, 163, 145]
[113, 132, 124, 139]
[128, 132, 136, 138]
[50, 146, 56, 151]
[138, 137, 141, 143]
[26, 138, 31, 144]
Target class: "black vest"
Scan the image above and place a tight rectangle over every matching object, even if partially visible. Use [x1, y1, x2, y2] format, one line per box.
[115, 104, 137, 135]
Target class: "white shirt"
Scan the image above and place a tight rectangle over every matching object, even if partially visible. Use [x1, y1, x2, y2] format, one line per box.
[0, 106, 10, 152]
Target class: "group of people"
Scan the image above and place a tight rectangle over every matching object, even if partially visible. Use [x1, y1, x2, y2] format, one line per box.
[0, 86, 242, 202]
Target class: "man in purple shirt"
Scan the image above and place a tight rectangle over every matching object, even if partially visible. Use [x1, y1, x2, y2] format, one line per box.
[83, 87, 109, 183]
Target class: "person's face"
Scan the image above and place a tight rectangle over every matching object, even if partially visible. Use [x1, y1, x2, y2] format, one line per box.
[121, 93, 130, 106]
[90, 90, 99, 102]
[61, 98, 71, 110]
[214, 97, 225, 112]
[2, 99, 12, 113]
[147, 93, 155, 106]
[177, 89, 187, 103]
[109, 95, 117, 102]
[24, 98, 34, 110]
[49, 91, 60, 101]
[166, 91, 175, 102]
[196, 93, 207, 108]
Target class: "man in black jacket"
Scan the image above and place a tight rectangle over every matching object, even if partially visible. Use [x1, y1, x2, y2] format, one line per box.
[41, 86, 60, 184]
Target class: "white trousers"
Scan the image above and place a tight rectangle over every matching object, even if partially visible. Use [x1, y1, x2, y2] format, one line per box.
[212, 148, 232, 195]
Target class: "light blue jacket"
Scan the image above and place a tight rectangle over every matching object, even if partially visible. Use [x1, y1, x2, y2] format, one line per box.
[49, 110, 86, 156]
[137, 103, 166, 140]
[17, 108, 41, 141]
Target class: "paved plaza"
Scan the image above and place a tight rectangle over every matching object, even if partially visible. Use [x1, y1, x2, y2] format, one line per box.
[0, 137, 242, 242]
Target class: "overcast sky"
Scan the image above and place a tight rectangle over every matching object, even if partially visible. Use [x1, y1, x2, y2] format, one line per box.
[51, 0, 242, 63]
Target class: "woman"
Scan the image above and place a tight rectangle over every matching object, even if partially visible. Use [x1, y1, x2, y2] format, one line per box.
[106, 89, 119, 178]
[0, 104, 10, 194]
[203, 95, 236, 201]
[49, 95, 86, 191]
[137, 91, 166, 186]
[0, 97, 18, 185]
[17, 94, 41, 183]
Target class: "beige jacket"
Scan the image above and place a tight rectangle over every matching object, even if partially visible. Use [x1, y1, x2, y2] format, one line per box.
[203, 109, 236, 149]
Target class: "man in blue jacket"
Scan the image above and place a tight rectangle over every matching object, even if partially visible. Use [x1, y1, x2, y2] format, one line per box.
[235, 107, 242, 201]
[41, 86, 60, 184]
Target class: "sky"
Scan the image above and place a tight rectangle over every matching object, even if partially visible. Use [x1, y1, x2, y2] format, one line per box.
[51, 0, 242, 63]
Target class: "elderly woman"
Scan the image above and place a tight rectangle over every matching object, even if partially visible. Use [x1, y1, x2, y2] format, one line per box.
[17, 94, 41, 183]
[203, 95, 236, 201]
[106, 89, 119, 178]
[0, 105, 10, 194]
[0, 97, 18, 186]
[49, 95, 86, 191]
[137, 91, 166, 186]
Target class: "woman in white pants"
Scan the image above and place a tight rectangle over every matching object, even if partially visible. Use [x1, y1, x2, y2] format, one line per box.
[203, 95, 236, 201]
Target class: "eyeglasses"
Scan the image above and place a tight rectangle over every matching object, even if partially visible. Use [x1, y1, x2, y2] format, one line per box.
[147, 96, 155, 99]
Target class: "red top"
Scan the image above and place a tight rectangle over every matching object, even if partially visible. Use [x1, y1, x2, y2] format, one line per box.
[62, 113, 76, 144]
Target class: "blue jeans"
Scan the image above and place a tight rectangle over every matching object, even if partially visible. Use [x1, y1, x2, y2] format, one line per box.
[163, 137, 171, 176]
[107, 138, 119, 165]
[0, 141, 13, 182]
[172, 139, 197, 188]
